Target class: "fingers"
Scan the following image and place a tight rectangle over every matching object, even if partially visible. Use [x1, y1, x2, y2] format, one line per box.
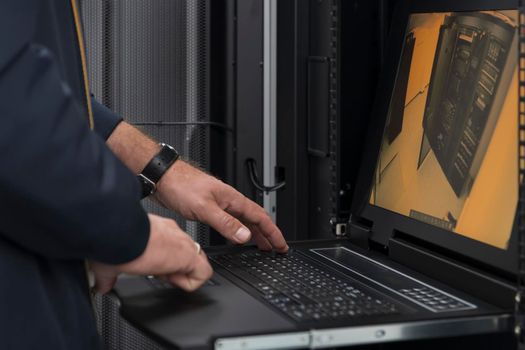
[197, 203, 253, 245]
[167, 253, 213, 292]
[93, 275, 117, 294]
[89, 261, 119, 294]
[222, 191, 288, 252]
[142, 245, 213, 292]
[168, 274, 196, 291]
[153, 160, 288, 251]
[199, 199, 287, 253]
[92, 214, 214, 294]
[250, 224, 273, 251]
[120, 214, 211, 275]
[148, 249, 214, 292]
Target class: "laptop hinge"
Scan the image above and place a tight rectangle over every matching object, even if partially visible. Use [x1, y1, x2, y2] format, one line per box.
[334, 214, 373, 249]
[347, 214, 372, 235]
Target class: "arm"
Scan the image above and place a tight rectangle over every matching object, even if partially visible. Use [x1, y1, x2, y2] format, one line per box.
[90, 100, 161, 172]
[87, 105, 215, 291]
[0, 45, 148, 262]
[0, 0, 152, 263]
[0, 0, 212, 293]
[105, 121, 289, 252]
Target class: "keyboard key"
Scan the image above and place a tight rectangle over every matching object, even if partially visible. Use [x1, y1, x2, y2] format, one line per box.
[399, 287, 473, 312]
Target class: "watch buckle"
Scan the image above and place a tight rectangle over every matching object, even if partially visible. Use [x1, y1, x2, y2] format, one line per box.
[138, 173, 157, 195]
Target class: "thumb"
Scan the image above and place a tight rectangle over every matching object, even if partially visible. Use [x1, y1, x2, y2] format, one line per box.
[94, 275, 118, 294]
[89, 261, 119, 294]
[201, 204, 252, 244]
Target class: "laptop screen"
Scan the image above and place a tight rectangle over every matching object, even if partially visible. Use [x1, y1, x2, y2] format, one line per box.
[369, 10, 517, 250]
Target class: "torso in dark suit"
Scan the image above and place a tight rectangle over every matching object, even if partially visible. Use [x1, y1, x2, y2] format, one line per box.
[0, 1, 150, 349]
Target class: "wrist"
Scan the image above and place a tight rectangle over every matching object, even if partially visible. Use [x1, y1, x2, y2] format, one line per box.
[138, 143, 180, 198]
[154, 159, 186, 200]
[107, 122, 161, 173]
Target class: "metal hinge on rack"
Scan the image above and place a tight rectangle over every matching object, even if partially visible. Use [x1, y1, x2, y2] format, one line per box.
[516, 3, 525, 348]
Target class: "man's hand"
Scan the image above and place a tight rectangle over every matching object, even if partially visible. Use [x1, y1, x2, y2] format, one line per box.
[155, 160, 289, 253]
[89, 214, 213, 294]
[106, 122, 289, 252]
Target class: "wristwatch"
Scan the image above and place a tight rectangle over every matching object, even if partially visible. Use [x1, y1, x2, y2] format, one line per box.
[138, 143, 180, 198]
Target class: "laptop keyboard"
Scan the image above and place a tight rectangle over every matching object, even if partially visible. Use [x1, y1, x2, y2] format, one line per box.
[211, 250, 399, 322]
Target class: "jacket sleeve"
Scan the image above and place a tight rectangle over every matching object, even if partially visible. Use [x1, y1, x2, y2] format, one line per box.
[0, 0, 150, 264]
[92, 97, 124, 141]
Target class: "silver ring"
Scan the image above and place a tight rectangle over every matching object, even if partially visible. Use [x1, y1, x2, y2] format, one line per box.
[194, 242, 202, 255]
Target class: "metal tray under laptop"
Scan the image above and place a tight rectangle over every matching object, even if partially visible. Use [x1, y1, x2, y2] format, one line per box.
[111, 240, 513, 350]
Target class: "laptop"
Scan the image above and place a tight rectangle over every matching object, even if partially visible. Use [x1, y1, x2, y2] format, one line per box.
[111, 0, 519, 348]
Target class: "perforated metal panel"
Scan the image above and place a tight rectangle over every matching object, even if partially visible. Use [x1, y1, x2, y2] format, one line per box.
[81, 0, 210, 246]
[93, 293, 167, 350]
[81, 1, 210, 348]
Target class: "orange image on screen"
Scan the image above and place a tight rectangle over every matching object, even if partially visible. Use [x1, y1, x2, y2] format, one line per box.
[370, 11, 517, 249]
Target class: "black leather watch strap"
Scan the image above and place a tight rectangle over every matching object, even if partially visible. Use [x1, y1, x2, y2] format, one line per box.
[138, 143, 179, 198]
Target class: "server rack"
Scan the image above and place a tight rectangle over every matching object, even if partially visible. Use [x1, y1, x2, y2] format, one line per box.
[276, 0, 392, 241]
[422, 12, 515, 198]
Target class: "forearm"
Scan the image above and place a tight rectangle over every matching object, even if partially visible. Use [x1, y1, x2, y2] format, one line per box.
[105, 121, 186, 204]
[106, 122, 161, 174]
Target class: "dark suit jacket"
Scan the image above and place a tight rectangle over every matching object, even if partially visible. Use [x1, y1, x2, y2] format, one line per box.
[0, 1, 150, 348]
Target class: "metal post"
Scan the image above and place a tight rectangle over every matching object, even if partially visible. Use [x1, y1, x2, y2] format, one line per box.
[263, 0, 278, 221]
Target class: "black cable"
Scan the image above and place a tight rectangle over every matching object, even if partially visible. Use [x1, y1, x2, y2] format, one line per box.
[246, 158, 285, 194]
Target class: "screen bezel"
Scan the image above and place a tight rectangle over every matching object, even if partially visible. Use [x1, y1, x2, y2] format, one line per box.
[351, 0, 519, 276]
